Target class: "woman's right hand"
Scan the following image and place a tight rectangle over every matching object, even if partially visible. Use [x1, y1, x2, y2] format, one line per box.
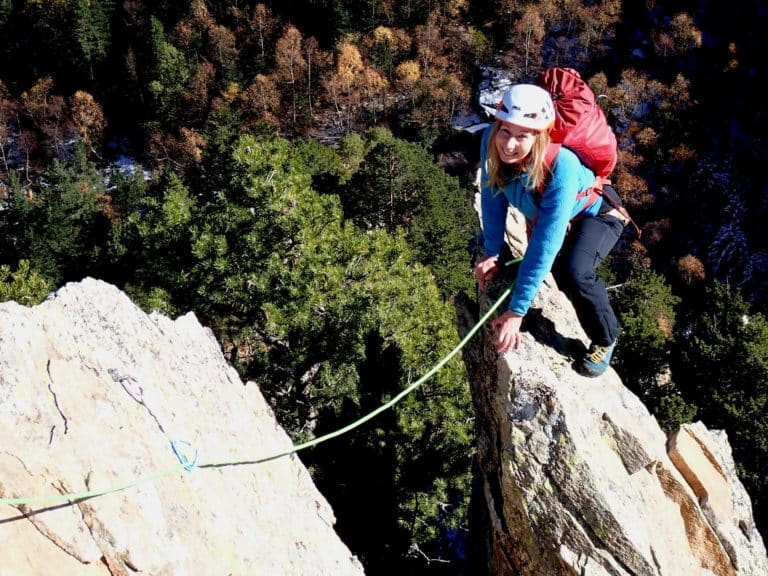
[475, 255, 499, 291]
[491, 310, 524, 352]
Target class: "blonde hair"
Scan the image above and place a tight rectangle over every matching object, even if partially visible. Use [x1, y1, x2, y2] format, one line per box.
[485, 122, 552, 193]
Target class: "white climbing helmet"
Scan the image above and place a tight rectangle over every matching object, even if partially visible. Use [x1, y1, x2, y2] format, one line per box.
[495, 84, 555, 131]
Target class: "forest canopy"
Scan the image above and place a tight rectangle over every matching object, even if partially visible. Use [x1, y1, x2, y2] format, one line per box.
[2, 1, 768, 574]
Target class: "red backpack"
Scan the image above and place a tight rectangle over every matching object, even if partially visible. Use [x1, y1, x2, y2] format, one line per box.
[536, 67, 617, 181]
[534, 67, 638, 235]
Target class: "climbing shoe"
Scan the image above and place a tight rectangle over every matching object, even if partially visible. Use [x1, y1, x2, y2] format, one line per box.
[579, 339, 617, 377]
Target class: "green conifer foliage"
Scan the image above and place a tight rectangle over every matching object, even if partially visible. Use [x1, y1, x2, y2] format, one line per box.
[183, 133, 473, 573]
[2, 146, 109, 285]
[613, 266, 680, 389]
[341, 129, 475, 297]
[126, 169, 196, 300]
[610, 265, 700, 430]
[72, 0, 115, 78]
[0, 260, 52, 305]
[0, 0, 10, 27]
[148, 16, 191, 123]
[673, 282, 768, 519]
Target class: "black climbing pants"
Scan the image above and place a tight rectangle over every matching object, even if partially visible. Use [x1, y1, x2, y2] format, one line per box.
[552, 207, 625, 347]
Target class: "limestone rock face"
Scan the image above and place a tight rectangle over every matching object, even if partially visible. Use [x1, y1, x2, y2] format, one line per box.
[464, 222, 768, 575]
[0, 278, 364, 576]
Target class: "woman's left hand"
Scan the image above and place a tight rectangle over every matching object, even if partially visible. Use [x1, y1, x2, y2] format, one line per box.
[490, 310, 524, 353]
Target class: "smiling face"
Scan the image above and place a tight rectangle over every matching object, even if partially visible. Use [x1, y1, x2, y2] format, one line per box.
[494, 122, 538, 164]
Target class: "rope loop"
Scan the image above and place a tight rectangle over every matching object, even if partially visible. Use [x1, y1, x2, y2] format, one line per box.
[171, 440, 199, 472]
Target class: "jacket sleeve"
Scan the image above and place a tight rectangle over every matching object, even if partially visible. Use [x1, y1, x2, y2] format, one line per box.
[507, 151, 581, 315]
[479, 127, 508, 257]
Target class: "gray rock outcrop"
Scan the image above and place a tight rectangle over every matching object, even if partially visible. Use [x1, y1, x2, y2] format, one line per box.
[464, 214, 768, 575]
[0, 278, 364, 576]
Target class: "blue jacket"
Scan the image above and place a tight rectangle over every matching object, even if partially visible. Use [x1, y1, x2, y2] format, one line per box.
[480, 124, 601, 316]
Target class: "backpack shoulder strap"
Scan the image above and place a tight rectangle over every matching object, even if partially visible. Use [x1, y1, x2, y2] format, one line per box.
[544, 143, 561, 175]
[537, 142, 561, 193]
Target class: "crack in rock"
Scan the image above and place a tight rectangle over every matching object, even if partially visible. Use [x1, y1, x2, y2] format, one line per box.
[46, 360, 69, 435]
[108, 368, 166, 435]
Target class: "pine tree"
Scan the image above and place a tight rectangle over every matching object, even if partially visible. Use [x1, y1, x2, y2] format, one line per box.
[673, 281, 768, 523]
[148, 16, 191, 124]
[613, 266, 680, 391]
[72, 0, 115, 79]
